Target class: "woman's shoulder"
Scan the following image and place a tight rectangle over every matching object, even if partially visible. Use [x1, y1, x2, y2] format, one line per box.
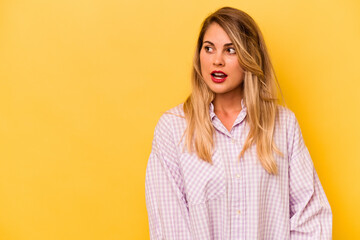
[155, 103, 187, 135]
[276, 104, 309, 160]
[277, 104, 295, 119]
[162, 102, 186, 119]
[157, 103, 185, 124]
[275, 104, 299, 131]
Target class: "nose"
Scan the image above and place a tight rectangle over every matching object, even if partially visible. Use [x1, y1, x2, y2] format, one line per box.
[213, 52, 225, 66]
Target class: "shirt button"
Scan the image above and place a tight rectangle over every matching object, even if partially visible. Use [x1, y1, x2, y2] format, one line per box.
[231, 138, 236, 143]
[237, 210, 241, 215]
[236, 174, 241, 179]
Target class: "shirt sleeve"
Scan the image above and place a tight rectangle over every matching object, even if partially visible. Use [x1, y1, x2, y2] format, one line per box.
[145, 114, 192, 240]
[288, 112, 333, 239]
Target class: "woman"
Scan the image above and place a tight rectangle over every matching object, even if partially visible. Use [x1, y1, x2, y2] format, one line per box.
[145, 6, 332, 239]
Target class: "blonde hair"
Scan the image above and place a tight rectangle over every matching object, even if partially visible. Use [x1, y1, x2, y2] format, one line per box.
[168, 7, 284, 175]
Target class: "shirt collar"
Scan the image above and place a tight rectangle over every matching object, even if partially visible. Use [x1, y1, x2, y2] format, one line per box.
[209, 99, 247, 121]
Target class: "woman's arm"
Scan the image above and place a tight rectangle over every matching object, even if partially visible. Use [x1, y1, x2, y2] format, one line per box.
[288, 113, 333, 239]
[145, 114, 192, 240]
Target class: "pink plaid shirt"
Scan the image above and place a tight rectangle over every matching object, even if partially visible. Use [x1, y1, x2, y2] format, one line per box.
[145, 100, 332, 239]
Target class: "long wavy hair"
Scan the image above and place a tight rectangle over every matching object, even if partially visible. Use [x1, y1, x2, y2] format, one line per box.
[169, 7, 284, 175]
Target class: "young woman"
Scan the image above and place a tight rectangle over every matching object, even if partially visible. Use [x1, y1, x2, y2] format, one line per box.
[145, 6, 332, 239]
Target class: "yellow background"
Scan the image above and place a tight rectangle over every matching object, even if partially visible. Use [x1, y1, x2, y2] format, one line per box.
[0, 0, 359, 239]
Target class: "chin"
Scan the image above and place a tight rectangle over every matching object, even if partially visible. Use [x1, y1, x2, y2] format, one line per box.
[208, 84, 228, 92]
[209, 88, 229, 94]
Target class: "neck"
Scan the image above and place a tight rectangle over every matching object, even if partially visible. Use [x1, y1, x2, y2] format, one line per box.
[212, 89, 243, 115]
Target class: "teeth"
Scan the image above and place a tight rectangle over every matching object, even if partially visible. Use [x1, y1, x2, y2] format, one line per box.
[213, 73, 225, 76]
[212, 72, 227, 79]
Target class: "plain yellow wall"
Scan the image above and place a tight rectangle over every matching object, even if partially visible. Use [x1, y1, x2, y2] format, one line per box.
[0, 0, 359, 239]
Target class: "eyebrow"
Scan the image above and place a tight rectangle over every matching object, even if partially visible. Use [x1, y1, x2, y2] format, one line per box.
[203, 41, 234, 47]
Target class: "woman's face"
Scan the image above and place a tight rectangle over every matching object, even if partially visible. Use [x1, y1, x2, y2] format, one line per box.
[199, 22, 245, 96]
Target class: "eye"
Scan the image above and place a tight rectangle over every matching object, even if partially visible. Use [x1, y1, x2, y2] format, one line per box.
[204, 46, 213, 53]
[227, 47, 236, 54]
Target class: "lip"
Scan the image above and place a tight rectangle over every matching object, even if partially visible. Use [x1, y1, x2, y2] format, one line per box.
[211, 70, 228, 83]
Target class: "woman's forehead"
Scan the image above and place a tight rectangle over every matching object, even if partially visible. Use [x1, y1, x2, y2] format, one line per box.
[203, 23, 232, 45]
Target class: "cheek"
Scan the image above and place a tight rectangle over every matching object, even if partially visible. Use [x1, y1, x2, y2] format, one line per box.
[229, 63, 244, 78]
[199, 54, 209, 74]
[199, 53, 205, 65]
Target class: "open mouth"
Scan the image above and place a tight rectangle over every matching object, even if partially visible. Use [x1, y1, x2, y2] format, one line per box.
[211, 71, 227, 82]
[211, 71, 228, 79]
